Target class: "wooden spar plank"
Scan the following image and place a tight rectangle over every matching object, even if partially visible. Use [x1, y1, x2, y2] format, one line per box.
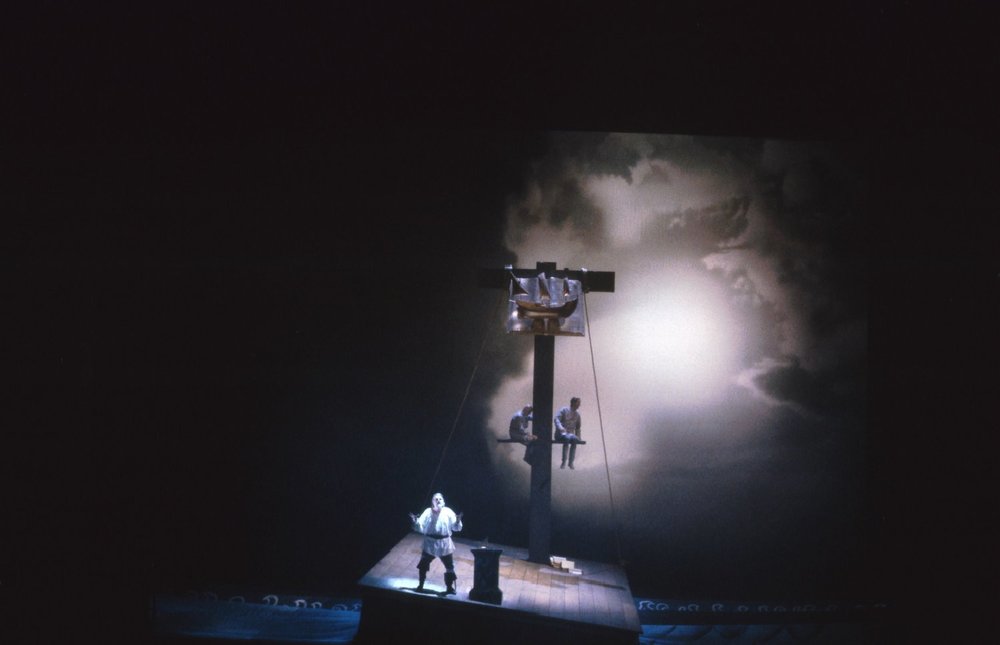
[496, 438, 588, 444]
[503, 555, 525, 607]
[567, 571, 581, 619]
[580, 569, 595, 621]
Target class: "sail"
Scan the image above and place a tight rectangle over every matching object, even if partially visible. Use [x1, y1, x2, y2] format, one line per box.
[507, 273, 586, 336]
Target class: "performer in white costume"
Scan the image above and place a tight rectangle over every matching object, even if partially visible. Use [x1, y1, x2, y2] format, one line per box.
[409, 492, 463, 593]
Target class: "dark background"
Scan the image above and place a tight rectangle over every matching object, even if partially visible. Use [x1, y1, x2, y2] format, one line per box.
[4, 4, 996, 641]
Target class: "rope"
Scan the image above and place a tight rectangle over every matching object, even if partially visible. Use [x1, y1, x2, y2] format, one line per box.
[584, 290, 626, 566]
[422, 290, 506, 504]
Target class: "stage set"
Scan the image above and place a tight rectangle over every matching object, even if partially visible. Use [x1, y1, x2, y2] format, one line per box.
[354, 263, 635, 644]
[149, 263, 888, 643]
[356, 533, 640, 644]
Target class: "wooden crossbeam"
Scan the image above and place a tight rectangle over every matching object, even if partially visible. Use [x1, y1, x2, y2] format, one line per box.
[478, 267, 615, 293]
[496, 439, 587, 445]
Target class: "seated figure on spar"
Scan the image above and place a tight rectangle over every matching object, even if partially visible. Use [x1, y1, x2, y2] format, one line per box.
[554, 396, 582, 469]
[409, 492, 463, 594]
[509, 404, 538, 464]
[508, 404, 536, 443]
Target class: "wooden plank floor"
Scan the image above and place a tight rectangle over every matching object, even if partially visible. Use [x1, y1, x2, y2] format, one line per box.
[357, 532, 641, 635]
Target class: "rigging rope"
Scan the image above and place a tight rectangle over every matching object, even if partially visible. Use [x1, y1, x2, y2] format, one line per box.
[585, 290, 626, 566]
[422, 290, 506, 504]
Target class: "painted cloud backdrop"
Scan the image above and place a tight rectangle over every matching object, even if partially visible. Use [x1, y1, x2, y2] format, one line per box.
[486, 132, 869, 592]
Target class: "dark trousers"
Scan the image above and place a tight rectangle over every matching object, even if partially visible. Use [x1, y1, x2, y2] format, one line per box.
[559, 434, 579, 464]
[417, 552, 456, 579]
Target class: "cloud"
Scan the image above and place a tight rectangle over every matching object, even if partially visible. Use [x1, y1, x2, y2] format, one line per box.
[486, 132, 869, 556]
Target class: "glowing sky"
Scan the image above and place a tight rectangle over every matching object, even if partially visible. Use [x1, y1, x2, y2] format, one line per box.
[485, 133, 868, 564]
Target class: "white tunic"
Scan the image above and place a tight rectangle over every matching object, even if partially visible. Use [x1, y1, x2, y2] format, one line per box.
[413, 507, 463, 557]
[555, 406, 581, 435]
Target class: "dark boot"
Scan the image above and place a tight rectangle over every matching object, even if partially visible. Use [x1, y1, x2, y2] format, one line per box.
[445, 571, 457, 595]
[417, 570, 426, 591]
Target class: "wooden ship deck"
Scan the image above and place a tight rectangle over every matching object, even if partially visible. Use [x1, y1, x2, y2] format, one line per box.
[356, 532, 640, 644]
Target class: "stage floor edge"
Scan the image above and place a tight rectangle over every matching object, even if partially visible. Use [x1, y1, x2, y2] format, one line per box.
[356, 533, 640, 644]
